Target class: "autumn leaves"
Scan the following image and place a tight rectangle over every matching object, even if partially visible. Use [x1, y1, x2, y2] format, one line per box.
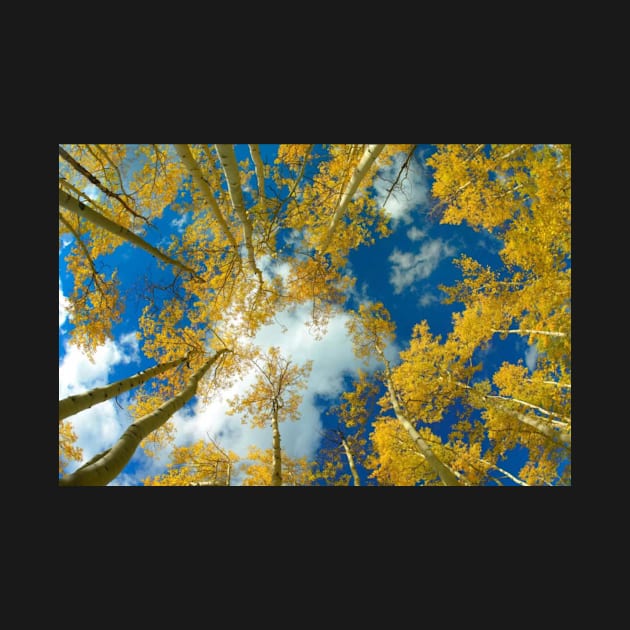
[59, 144, 571, 486]
[350, 144, 571, 485]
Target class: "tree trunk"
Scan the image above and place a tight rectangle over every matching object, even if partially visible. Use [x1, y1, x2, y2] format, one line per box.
[59, 189, 199, 279]
[59, 349, 229, 486]
[59, 355, 188, 422]
[491, 329, 566, 338]
[341, 438, 361, 486]
[384, 378, 461, 486]
[172, 144, 239, 250]
[59, 146, 144, 223]
[320, 144, 385, 252]
[500, 405, 571, 447]
[479, 459, 529, 486]
[271, 406, 282, 486]
[486, 393, 570, 426]
[450, 379, 571, 447]
[249, 144, 266, 205]
[215, 144, 263, 284]
[377, 349, 460, 486]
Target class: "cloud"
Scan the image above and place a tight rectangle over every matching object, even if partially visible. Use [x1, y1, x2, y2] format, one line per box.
[373, 152, 429, 227]
[162, 303, 389, 484]
[407, 226, 427, 242]
[118, 332, 141, 363]
[64, 399, 131, 473]
[525, 344, 539, 372]
[108, 472, 142, 486]
[59, 333, 141, 472]
[389, 238, 457, 294]
[59, 335, 140, 399]
[59, 278, 69, 328]
[171, 212, 190, 232]
[418, 291, 439, 307]
[59, 304, 392, 486]
[81, 183, 104, 204]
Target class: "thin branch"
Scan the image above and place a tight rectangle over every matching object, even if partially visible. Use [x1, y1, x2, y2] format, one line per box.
[59, 188, 202, 281]
[59, 145, 148, 224]
[380, 144, 418, 210]
[94, 143, 133, 200]
[58, 211, 110, 303]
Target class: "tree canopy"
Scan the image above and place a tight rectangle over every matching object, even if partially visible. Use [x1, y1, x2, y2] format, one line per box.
[59, 144, 571, 486]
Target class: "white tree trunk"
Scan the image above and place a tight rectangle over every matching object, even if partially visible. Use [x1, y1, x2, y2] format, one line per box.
[59, 146, 143, 223]
[479, 459, 529, 486]
[541, 380, 571, 389]
[341, 438, 361, 486]
[215, 144, 263, 284]
[498, 145, 526, 161]
[59, 355, 188, 422]
[249, 144, 266, 205]
[172, 144, 239, 250]
[502, 405, 571, 446]
[59, 189, 199, 279]
[271, 407, 282, 486]
[376, 348, 461, 486]
[59, 349, 229, 486]
[450, 378, 571, 447]
[320, 144, 385, 252]
[487, 394, 570, 426]
[491, 329, 566, 338]
[383, 377, 461, 486]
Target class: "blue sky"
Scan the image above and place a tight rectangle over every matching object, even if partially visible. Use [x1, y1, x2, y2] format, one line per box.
[59, 144, 556, 485]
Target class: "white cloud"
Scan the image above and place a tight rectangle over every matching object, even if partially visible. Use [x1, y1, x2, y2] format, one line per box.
[59, 335, 140, 399]
[373, 152, 429, 227]
[64, 399, 131, 472]
[59, 333, 140, 472]
[81, 183, 104, 204]
[418, 291, 439, 307]
[59, 303, 393, 486]
[407, 226, 427, 242]
[389, 238, 457, 294]
[59, 278, 69, 328]
[260, 253, 292, 284]
[108, 472, 142, 486]
[171, 212, 190, 232]
[525, 344, 539, 372]
[118, 332, 141, 364]
[161, 303, 389, 485]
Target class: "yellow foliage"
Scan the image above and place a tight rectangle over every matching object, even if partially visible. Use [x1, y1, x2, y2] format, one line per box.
[347, 301, 396, 362]
[227, 347, 312, 429]
[366, 419, 437, 486]
[59, 421, 83, 475]
[240, 445, 313, 486]
[59, 144, 570, 486]
[144, 439, 238, 486]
